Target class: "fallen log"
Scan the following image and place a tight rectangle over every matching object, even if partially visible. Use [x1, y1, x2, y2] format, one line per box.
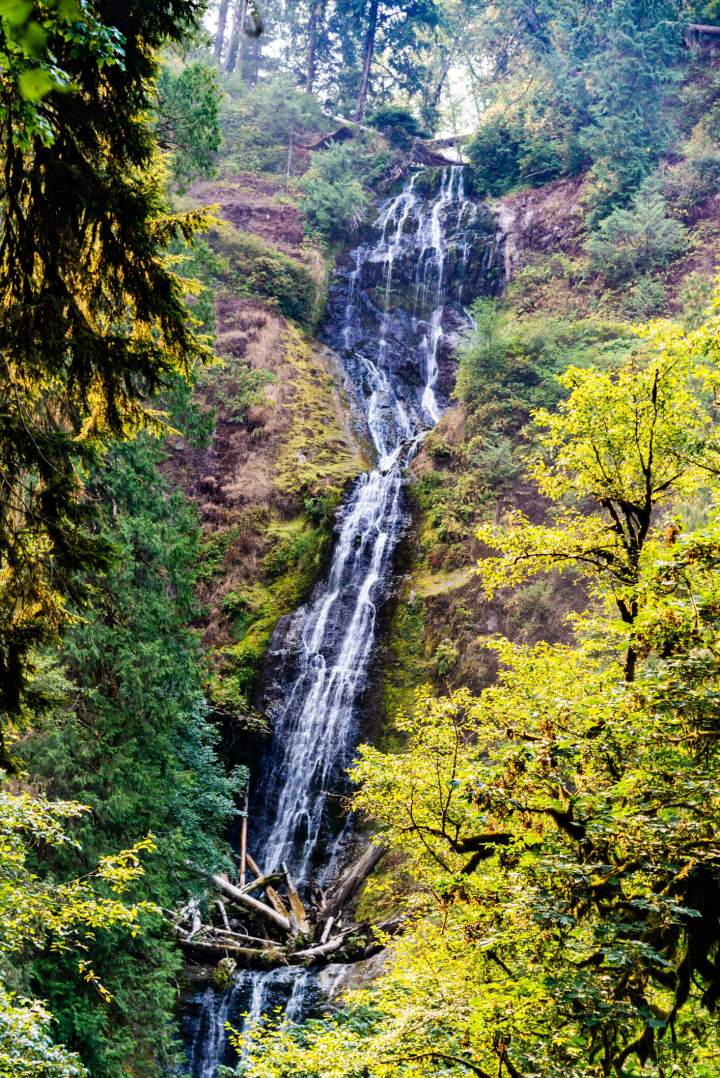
[186, 862, 291, 934]
[293, 916, 404, 966]
[240, 871, 284, 896]
[177, 935, 283, 966]
[320, 842, 387, 921]
[283, 861, 311, 935]
[216, 899, 231, 932]
[245, 853, 292, 920]
[687, 22, 720, 36]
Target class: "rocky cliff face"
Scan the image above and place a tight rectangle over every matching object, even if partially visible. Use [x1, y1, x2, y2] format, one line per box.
[166, 173, 367, 746]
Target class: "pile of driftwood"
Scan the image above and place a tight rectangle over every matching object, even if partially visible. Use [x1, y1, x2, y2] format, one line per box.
[172, 842, 400, 972]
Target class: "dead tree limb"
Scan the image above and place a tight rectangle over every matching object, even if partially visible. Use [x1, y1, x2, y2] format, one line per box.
[283, 861, 311, 935]
[186, 862, 291, 934]
[320, 843, 387, 922]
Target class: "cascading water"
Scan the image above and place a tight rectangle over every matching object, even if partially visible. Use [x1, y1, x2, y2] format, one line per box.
[184, 165, 502, 1077]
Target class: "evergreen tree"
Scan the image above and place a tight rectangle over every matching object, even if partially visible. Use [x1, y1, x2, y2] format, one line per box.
[0, 0, 211, 761]
[22, 434, 239, 1075]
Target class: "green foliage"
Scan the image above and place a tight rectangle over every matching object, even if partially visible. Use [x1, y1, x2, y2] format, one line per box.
[237, 298, 720, 1078]
[467, 113, 564, 197]
[219, 76, 328, 175]
[200, 360, 275, 424]
[679, 270, 716, 330]
[210, 224, 321, 323]
[456, 300, 635, 430]
[467, 1, 683, 213]
[263, 525, 329, 580]
[0, 985, 88, 1077]
[623, 275, 667, 320]
[157, 60, 221, 190]
[0, 783, 159, 1077]
[298, 140, 390, 244]
[20, 435, 237, 1075]
[367, 104, 428, 148]
[660, 137, 720, 219]
[586, 182, 687, 283]
[0, 0, 210, 760]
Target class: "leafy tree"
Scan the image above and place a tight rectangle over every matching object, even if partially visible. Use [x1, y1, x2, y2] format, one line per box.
[477, 323, 716, 679]
[157, 59, 222, 190]
[467, 112, 564, 197]
[0, 784, 158, 1076]
[0, 0, 210, 762]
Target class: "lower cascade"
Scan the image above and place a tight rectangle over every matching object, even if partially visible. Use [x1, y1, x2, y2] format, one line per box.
[184, 165, 502, 1076]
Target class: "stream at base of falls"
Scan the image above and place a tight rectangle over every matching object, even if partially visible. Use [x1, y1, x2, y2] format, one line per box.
[183, 165, 503, 1077]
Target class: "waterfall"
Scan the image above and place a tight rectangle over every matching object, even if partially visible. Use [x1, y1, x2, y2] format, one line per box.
[185, 165, 502, 1076]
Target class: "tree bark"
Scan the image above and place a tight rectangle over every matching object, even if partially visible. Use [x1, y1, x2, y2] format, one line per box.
[187, 863, 292, 933]
[687, 23, 720, 36]
[283, 861, 310, 935]
[320, 843, 386, 922]
[239, 795, 248, 887]
[305, 0, 325, 91]
[354, 0, 380, 121]
[214, 0, 230, 61]
[223, 0, 247, 74]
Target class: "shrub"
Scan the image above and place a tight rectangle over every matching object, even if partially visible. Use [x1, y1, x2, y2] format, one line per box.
[679, 271, 716, 331]
[466, 115, 525, 197]
[219, 76, 328, 175]
[623, 276, 667, 320]
[367, 104, 428, 148]
[298, 140, 389, 243]
[586, 181, 687, 284]
[467, 114, 564, 197]
[456, 302, 636, 431]
[661, 146, 720, 219]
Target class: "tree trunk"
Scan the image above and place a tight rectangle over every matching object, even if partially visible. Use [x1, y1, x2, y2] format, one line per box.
[320, 843, 387, 922]
[223, 0, 247, 73]
[306, 0, 325, 91]
[430, 51, 451, 112]
[354, 0, 380, 121]
[214, 0, 231, 61]
[239, 795, 248, 887]
[247, 33, 261, 85]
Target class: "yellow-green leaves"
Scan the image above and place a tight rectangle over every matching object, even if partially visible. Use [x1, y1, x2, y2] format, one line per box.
[477, 318, 720, 680]
[0, 783, 157, 959]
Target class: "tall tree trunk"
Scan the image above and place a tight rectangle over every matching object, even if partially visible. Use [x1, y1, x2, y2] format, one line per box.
[306, 0, 325, 92]
[354, 0, 379, 121]
[214, 0, 230, 62]
[431, 50, 451, 112]
[223, 0, 246, 73]
[248, 32, 261, 85]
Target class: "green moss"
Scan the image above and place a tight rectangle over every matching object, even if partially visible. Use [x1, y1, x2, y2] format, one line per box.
[209, 515, 336, 711]
[379, 596, 433, 750]
[275, 325, 370, 497]
[209, 223, 320, 325]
